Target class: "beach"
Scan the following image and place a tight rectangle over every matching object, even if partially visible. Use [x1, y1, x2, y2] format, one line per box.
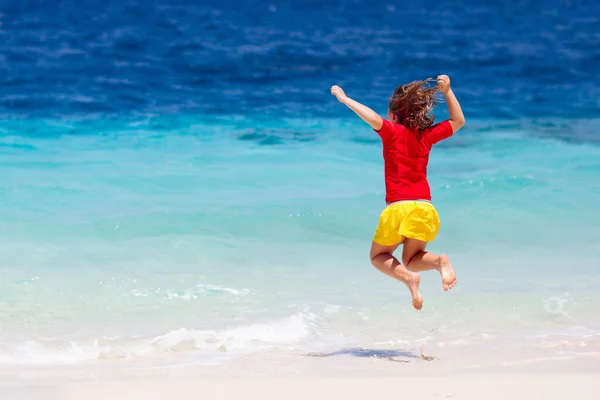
[2, 357, 599, 400]
[1, 0, 600, 396]
[59, 375, 599, 400]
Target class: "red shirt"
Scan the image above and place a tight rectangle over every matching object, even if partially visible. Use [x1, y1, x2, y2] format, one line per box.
[374, 119, 453, 203]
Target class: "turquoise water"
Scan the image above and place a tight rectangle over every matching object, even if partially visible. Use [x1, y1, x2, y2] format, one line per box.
[1, 0, 600, 376]
[1, 116, 599, 371]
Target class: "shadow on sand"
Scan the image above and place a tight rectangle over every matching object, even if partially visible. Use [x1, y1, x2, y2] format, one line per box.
[305, 347, 436, 363]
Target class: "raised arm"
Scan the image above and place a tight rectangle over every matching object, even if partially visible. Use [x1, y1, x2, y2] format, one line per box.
[437, 75, 465, 133]
[331, 85, 383, 131]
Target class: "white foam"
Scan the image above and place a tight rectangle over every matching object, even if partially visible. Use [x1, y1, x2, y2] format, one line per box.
[543, 293, 573, 321]
[130, 283, 253, 300]
[0, 312, 316, 366]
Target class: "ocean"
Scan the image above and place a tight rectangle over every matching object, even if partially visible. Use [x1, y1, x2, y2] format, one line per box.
[0, 0, 599, 378]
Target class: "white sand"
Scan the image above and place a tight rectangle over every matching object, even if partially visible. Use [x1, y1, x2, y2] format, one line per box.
[0, 373, 596, 400]
[1, 357, 599, 400]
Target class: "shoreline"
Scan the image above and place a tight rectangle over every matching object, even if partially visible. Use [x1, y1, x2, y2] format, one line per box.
[1, 356, 599, 400]
[3, 373, 597, 400]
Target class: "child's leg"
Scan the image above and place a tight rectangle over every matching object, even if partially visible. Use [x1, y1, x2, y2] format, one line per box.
[369, 240, 423, 310]
[401, 238, 457, 291]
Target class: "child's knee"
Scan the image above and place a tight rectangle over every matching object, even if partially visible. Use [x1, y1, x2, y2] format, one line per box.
[370, 252, 386, 267]
[369, 254, 378, 266]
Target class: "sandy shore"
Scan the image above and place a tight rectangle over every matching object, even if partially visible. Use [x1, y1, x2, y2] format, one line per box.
[1, 356, 598, 400]
[0, 373, 596, 400]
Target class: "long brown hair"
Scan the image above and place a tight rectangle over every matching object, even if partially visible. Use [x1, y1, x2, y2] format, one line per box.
[388, 78, 441, 133]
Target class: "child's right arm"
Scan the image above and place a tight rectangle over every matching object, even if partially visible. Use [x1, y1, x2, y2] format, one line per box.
[331, 85, 383, 131]
[437, 75, 465, 133]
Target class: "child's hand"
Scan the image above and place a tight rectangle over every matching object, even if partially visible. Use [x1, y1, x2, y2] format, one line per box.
[331, 85, 347, 102]
[437, 75, 451, 94]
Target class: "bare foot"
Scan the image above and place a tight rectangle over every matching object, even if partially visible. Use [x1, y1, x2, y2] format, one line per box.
[438, 254, 457, 291]
[407, 272, 423, 310]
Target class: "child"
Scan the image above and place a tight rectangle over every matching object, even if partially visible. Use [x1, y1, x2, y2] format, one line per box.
[331, 75, 465, 310]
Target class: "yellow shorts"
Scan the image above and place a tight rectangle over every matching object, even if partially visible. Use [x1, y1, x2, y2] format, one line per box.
[372, 201, 441, 246]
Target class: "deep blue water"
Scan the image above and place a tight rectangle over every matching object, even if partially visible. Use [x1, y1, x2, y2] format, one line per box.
[1, 0, 599, 121]
[1, 0, 600, 372]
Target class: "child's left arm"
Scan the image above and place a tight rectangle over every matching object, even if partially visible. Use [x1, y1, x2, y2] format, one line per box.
[331, 85, 383, 131]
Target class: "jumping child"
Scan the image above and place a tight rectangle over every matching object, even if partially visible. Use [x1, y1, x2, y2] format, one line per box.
[331, 75, 465, 310]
